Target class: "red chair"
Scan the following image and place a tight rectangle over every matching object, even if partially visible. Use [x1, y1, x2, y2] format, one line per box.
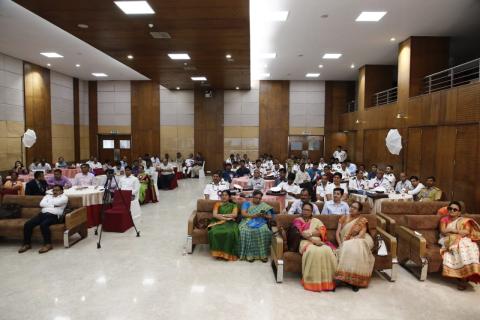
[0, 188, 20, 204]
[169, 175, 178, 189]
[102, 190, 133, 232]
[93, 168, 105, 176]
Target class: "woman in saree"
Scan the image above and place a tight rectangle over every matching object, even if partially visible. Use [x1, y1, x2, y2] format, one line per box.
[137, 165, 158, 204]
[238, 190, 273, 262]
[335, 201, 375, 291]
[439, 201, 480, 290]
[294, 202, 337, 292]
[2, 171, 24, 195]
[207, 190, 240, 261]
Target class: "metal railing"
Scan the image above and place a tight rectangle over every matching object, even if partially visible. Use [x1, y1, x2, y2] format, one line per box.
[372, 87, 397, 106]
[346, 100, 356, 112]
[423, 58, 480, 94]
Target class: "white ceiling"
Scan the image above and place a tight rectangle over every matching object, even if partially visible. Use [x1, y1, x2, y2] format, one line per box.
[250, 0, 480, 81]
[0, 0, 148, 81]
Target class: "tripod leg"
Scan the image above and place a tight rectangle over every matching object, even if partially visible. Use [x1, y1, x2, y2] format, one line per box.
[97, 223, 103, 249]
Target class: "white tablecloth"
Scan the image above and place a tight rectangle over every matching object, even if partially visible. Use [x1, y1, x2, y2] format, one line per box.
[349, 193, 413, 214]
[62, 186, 104, 206]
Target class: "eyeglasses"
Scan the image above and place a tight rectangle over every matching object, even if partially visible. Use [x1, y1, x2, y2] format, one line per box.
[447, 207, 459, 212]
[302, 208, 312, 212]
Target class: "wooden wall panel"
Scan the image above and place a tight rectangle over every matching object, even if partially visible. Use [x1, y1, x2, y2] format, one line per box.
[419, 127, 437, 178]
[359, 65, 396, 109]
[131, 81, 160, 158]
[194, 88, 224, 172]
[73, 78, 80, 162]
[435, 126, 456, 199]
[88, 81, 98, 158]
[259, 81, 289, 161]
[456, 84, 480, 123]
[23, 62, 52, 164]
[363, 129, 403, 170]
[406, 128, 422, 176]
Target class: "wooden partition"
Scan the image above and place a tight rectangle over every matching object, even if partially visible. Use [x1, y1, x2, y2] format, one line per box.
[73, 78, 80, 162]
[88, 81, 98, 158]
[23, 62, 52, 164]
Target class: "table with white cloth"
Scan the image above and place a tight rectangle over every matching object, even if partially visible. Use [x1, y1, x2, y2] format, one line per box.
[231, 177, 275, 192]
[349, 192, 413, 214]
[61, 186, 105, 227]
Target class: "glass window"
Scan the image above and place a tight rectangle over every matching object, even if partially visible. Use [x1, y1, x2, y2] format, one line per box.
[120, 140, 131, 149]
[308, 137, 321, 150]
[102, 140, 114, 149]
[290, 141, 303, 151]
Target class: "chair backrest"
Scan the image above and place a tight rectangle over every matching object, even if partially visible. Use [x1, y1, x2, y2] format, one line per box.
[112, 190, 132, 208]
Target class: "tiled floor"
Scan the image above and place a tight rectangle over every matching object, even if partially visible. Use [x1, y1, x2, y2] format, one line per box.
[1, 178, 479, 320]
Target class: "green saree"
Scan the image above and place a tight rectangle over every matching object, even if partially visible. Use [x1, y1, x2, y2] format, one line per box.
[207, 201, 240, 261]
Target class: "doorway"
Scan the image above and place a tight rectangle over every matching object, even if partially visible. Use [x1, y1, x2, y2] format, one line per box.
[98, 134, 132, 163]
[288, 135, 324, 160]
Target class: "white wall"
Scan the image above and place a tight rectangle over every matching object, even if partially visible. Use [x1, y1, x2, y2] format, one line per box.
[97, 80, 131, 132]
[0, 52, 23, 123]
[50, 71, 74, 125]
[79, 80, 89, 126]
[289, 81, 325, 132]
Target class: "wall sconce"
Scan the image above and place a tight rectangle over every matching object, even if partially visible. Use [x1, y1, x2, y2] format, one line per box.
[396, 112, 407, 119]
[355, 119, 360, 124]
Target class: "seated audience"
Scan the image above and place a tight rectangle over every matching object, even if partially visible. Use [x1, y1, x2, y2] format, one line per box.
[113, 161, 124, 175]
[318, 157, 327, 170]
[102, 160, 114, 171]
[322, 188, 350, 215]
[18, 184, 68, 254]
[131, 159, 140, 176]
[335, 201, 375, 291]
[348, 170, 368, 191]
[278, 173, 301, 202]
[183, 153, 195, 176]
[315, 174, 332, 202]
[55, 156, 68, 168]
[325, 172, 348, 201]
[439, 201, 480, 290]
[384, 165, 396, 189]
[274, 168, 287, 186]
[234, 160, 251, 177]
[2, 172, 24, 195]
[191, 153, 204, 178]
[204, 172, 229, 200]
[248, 169, 265, 191]
[288, 189, 320, 215]
[295, 163, 311, 185]
[207, 190, 240, 261]
[307, 162, 321, 181]
[119, 166, 140, 200]
[346, 160, 357, 176]
[72, 164, 96, 187]
[395, 172, 413, 193]
[367, 164, 378, 180]
[331, 158, 341, 172]
[408, 176, 425, 199]
[12, 160, 28, 175]
[323, 165, 334, 182]
[164, 153, 170, 163]
[157, 159, 175, 190]
[336, 162, 351, 180]
[225, 154, 236, 164]
[103, 169, 119, 196]
[47, 169, 72, 189]
[175, 152, 184, 166]
[357, 164, 368, 178]
[231, 161, 239, 173]
[221, 163, 234, 183]
[238, 190, 273, 262]
[368, 168, 392, 192]
[294, 202, 337, 292]
[25, 171, 47, 196]
[251, 159, 267, 176]
[417, 176, 442, 201]
[120, 156, 129, 168]
[30, 158, 52, 172]
[138, 165, 157, 204]
[333, 145, 347, 163]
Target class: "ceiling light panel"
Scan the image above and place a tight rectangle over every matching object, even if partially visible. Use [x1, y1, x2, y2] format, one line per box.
[92, 73, 108, 77]
[114, 1, 155, 15]
[40, 52, 63, 58]
[168, 53, 191, 60]
[191, 76, 207, 81]
[322, 53, 342, 59]
[355, 11, 387, 22]
[306, 73, 320, 78]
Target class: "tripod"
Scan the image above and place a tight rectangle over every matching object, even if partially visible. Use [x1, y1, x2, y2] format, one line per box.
[95, 174, 140, 249]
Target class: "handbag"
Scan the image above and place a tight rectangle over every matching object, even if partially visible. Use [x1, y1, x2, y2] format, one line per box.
[0, 203, 22, 219]
[286, 224, 302, 252]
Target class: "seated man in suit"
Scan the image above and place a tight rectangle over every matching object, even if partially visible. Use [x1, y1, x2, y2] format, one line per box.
[18, 184, 68, 254]
[25, 171, 48, 196]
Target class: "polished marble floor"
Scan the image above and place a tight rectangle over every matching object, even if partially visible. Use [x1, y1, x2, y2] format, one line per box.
[1, 178, 479, 320]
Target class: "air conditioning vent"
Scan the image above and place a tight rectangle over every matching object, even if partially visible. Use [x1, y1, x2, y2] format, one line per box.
[149, 32, 171, 39]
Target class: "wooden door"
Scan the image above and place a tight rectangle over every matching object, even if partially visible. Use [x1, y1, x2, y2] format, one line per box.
[98, 134, 132, 163]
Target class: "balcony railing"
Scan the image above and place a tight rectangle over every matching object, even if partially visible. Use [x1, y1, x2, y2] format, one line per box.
[372, 87, 397, 106]
[346, 100, 356, 112]
[424, 57, 480, 94]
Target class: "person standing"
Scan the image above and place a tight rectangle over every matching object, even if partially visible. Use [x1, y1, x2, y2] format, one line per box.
[119, 166, 140, 200]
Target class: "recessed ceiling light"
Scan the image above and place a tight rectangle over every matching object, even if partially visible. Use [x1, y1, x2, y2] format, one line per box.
[235, 86, 240, 90]
[191, 76, 207, 81]
[318, 64, 324, 68]
[350, 64, 355, 69]
[225, 54, 232, 59]
[40, 52, 63, 58]
[92, 73, 108, 77]
[46, 63, 51, 67]
[270, 11, 289, 21]
[75, 64, 80, 68]
[168, 53, 191, 60]
[261, 53, 276, 59]
[321, 14, 329, 18]
[323, 53, 342, 59]
[176, 86, 180, 90]
[390, 37, 396, 42]
[77, 24, 89, 29]
[355, 11, 387, 22]
[306, 73, 320, 78]
[127, 54, 134, 59]
[114, 1, 155, 15]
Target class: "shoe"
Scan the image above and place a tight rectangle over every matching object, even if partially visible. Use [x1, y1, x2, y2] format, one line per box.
[18, 244, 31, 253]
[352, 286, 359, 292]
[247, 258, 254, 263]
[38, 244, 53, 254]
[261, 258, 268, 263]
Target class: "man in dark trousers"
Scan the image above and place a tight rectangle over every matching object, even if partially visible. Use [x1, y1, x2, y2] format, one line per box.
[25, 171, 48, 196]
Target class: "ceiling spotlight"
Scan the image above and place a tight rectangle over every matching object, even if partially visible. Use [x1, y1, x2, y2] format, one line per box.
[323, 53, 342, 59]
[92, 73, 108, 77]
[168, 53, 191, 60]
[127, 54, 134, 59]
[318, 64, 324, 68]
[75, 64, 80, 67]
[40, 52, 63, 58]
[306, 73, 320, 78]
[350, 64, 355, 69]
[176, 86, 180, 90]
[390, 37, 396, 42]
[355, 11, 387, 22]
[225, 54, 232, 59]
[235, 86, 240, 90]
[77, 24, 88, 29]
[114, 1, 155, 15]
[47, 63, 51, 67]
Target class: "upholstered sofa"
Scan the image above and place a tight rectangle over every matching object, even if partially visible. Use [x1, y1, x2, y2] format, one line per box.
[0, 195, 88, 248]
[186, 198, 281, 254]
[396, 213, 480, 281]
[271, 214, 397, 283]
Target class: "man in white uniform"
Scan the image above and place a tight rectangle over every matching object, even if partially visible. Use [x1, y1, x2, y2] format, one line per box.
[325, 172, 348, 201]
[333, 146, 347, 163]
[119, 166, 141, 219]
[183, 154, 195, 177]
[368, 169, 392, 192]
[315, 174, 332, 202]
[384, 165, 396, 189]
[203, 172, 229, 200]
[348, 170, 369, 191]
[277, 173, 301, 204]
[395, 172, 413, 193]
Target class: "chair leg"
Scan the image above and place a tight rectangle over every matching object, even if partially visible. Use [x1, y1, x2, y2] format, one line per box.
[375, 258, 398, 282]
[64, 230, 70, 248]
[271, 259, 284, 283]
[399, 258, 429, 281]
[186, 236, 194, 254]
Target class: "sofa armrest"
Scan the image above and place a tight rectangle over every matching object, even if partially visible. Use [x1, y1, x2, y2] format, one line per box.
[271, 226, 284, 260]
[376, 215, 386, 230]
[376, 227, 397, 259]
[65, 207, 87, 230]
[187, 210, 197, 236]
[396, 225, 427, 262]
[377, 212, 396, 235]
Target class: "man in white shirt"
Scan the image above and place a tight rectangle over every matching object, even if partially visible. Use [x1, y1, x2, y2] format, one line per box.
[251, 160, 267, 176]
[225, 154, 235, 164]
[288, 189, 320, 215]
[55, 156, 68, 169]
[318, 157, 327, 170]
[384, 165, 396, 189]
[278, 173, 301, 203]
[18, 185, 68, 254]
[248, 169, 265, 191]
[346, 160, 357, 176]
[183, 154, 195, 177]
[203, 172, 229, 200]
[72, 164, 96, 187]
[348, 170, 368, 191]
[395, 172, 413, 193]
[157, 159, 175, 190]
[368, 169, 392, 192]
[294, 163, 311, 185]
[325, 172, 348, 201]
[90, 158, 103, 170]
[315, 174, 332, 202]
[337, 162, 351, 180]
[119, 166, 140, 199]
[30, 158, 52, 172]
[321, 188, 350, 215]
[333, 146, 347, 163]
[408, 176, 425, 199]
